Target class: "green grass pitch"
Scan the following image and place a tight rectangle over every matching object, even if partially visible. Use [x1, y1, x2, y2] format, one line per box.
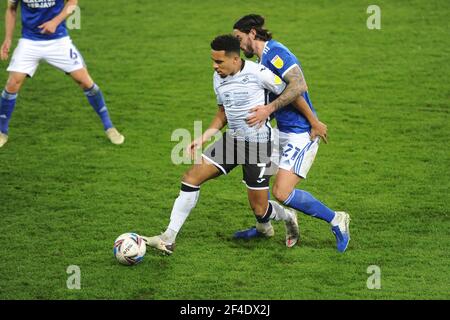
[0, 0, 448, 299]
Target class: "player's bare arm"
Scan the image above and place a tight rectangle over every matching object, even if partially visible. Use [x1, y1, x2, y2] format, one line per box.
[39, 0, 78, 34]
[269, 66, 307, 112]
[247, 66, 307, 127]
[187, 106, 227, 157]
[292, 96, 328, 143]
[1, 1, 18, 61]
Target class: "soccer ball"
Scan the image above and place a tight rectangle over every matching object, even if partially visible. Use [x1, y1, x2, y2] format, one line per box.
[113, 233, 146, 266]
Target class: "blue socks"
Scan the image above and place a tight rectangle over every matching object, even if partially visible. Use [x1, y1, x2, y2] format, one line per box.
[1, 85, 113, 134]
[84, 84, 113, 130]
[284, 189, 335, 223]
[0, 90, 18, 134]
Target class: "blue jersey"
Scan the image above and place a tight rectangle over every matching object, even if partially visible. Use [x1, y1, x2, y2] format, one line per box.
[12, 0, 68, 41]
[260, 40, 316, 134]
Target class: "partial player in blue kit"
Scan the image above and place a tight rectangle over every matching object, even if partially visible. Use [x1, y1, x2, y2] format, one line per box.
[233, 14, 351, 252]
[0, 0, 124, 147]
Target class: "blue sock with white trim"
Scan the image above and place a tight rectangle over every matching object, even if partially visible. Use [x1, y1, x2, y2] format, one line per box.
[84, 84, 113, 130]
[283, 189, 335, 223]
[0, 90, 18, 134]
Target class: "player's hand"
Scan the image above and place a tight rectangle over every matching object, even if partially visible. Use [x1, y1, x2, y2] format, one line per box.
[0, 39, 11, 61]
[310, 120, 328, 144]
[38, 20, 59, 34]
[247, 105, 273, 128]
[186, 138, 203, 159]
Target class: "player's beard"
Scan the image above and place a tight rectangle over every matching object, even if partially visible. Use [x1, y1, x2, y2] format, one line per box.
[244, 50, 254, 59]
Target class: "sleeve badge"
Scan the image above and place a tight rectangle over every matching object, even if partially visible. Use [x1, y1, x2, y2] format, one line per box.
[270, 55, 284, 69]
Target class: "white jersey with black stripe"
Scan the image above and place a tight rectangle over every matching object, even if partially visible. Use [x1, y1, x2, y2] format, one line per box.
[213, 60, 286, 143]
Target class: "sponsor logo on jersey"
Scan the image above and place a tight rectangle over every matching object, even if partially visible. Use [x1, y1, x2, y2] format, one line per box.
[23, 0, 56, 9]
[271, 55, 284, 69]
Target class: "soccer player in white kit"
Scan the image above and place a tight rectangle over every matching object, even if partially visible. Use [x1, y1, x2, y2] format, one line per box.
[143, 35, 300, 254]
[233, 14, 351, 252]
[0, 0, 124, 148]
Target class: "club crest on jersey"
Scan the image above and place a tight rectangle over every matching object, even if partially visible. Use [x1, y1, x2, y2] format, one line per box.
[241, 76, 249, 84]
[271, 55, 284, 69]
[224, 93, 232, 105]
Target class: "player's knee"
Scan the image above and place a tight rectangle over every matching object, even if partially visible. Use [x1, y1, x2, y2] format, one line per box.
[272, 184, 292, 203]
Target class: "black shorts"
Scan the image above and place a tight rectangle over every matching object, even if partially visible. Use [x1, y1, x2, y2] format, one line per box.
[202, 132, 273, 189]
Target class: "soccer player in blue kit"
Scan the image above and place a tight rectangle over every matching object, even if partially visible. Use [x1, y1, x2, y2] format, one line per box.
[233, 14, 351, 252]
[0, 0, 124, 147]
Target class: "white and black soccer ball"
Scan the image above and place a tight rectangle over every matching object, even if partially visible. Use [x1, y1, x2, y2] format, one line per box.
[113, 233, 146, 266]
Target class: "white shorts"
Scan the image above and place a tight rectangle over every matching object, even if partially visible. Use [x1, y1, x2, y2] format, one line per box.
[7, 37, 85, 77]
[272, 131, 319, 179]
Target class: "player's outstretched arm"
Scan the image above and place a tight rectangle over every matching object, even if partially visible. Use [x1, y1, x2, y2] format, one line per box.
[186, 106, 227, 157]
[38, 0, 78, 34]
[1, 1, 18, 61]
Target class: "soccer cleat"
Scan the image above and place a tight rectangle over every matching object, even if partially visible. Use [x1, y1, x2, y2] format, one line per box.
[336, 211, 350, 236]
[106, 127, 125, 145]
[141, 235, 175, 255]
[0, 133, 8, 148]
[332, 211, 351, 252]
[234, 227, 260, 239]
[234, 222, 274, 239]
[332, 226, 350, 253]
[284, 209, 299, 248]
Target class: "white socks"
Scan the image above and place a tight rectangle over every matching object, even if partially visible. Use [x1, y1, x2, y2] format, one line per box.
[330, 211, 340, 227]
[162, 184, 200, 243]
[269, 200, 292, 222]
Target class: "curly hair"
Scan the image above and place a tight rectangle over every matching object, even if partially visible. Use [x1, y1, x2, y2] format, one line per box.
[233, 14, 272, 41]
[210, 34, 241, 55]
